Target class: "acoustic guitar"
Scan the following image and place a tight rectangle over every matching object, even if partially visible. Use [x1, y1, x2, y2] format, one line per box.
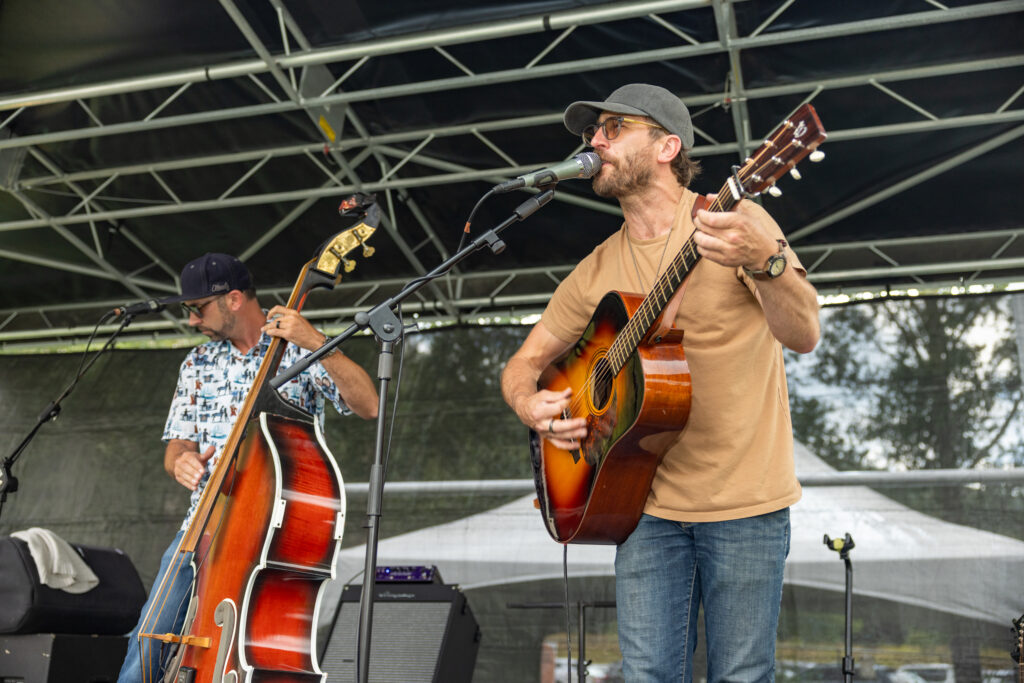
[530, 104, 827, 544]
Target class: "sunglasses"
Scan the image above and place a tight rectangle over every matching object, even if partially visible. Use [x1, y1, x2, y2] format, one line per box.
[180, 294, 225, 318]
[581, 116, 665, 145]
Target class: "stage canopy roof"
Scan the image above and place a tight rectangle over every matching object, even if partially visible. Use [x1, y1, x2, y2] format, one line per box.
[0, 0, 1022, 349]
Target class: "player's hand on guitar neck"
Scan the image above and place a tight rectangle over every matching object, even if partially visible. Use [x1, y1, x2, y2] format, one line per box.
[692, 194, 780, 272]
[515, 387, 587, 449]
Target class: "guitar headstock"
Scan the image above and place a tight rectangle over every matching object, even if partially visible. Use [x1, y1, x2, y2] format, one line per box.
[737, 103, 827, 198]
[313, 194, 380, 280]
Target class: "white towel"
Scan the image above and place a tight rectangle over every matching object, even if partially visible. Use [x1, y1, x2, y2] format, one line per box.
[10, 527, 99, 594]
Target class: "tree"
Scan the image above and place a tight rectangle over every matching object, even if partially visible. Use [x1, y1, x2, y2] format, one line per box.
[786, 295, 1024, 523]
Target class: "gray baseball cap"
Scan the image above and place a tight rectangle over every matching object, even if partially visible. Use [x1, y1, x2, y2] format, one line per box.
[563, 83, 694, 149]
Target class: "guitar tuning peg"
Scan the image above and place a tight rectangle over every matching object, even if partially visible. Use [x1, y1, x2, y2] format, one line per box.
[810, 149, 825, 162]
[343, 257, 356, 273]
[789, 167, 802, 181]
[767, 184, 783, 197]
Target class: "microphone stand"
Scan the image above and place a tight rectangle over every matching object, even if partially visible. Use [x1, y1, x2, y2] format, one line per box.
[0, 313, 135, 522]
[271, 187, 557, 683]
[824, 533, 856, 683]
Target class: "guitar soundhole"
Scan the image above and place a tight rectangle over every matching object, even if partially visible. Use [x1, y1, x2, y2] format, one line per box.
[590, 357, 612, 410]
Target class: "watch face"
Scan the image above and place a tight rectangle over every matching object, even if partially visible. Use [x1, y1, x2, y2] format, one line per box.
[767, 254, 787, 277]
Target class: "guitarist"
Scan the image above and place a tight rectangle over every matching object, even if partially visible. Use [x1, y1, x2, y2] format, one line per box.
[500, 84, 820, 683]
[117, 253, 379, 683]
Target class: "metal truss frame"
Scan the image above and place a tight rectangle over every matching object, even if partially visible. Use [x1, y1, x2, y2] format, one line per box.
[1, 0, 1022, 346]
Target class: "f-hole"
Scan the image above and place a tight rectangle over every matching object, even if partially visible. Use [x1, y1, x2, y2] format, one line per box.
[590, 356, 613, 411]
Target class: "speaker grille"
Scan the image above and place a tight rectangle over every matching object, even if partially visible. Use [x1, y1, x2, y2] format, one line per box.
[320, 600, 453, 682]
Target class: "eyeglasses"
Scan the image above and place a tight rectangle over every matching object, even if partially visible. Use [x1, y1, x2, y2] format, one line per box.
[180, 294, 225, 318]
[581, 116, 665, 145]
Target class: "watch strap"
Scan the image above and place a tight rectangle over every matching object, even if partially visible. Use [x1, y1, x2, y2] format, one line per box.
[743, 239, 788, 281]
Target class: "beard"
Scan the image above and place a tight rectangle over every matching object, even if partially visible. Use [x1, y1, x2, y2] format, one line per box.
[193, 299, 233, 342]
[197, 326, 228, 342]
[592, 148, 654, 198]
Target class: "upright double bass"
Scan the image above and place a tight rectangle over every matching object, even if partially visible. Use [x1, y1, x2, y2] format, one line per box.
[137, 196, 378, 683]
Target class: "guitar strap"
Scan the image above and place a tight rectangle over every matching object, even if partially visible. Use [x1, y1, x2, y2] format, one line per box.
[647, 273, 690, 343]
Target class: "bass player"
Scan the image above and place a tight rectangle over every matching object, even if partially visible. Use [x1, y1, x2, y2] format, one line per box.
[117, 252, 378, 683]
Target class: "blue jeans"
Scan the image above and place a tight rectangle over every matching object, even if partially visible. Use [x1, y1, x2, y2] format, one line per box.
[118, 530, 194, 683]
[615, 509, 790, 683]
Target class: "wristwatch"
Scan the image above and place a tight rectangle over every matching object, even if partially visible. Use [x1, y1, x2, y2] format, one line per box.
[743, 239, 788, 281]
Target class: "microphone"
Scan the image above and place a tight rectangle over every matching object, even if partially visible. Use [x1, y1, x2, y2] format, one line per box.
[113, 299, 166, 317]
[492, 152, 602, 193]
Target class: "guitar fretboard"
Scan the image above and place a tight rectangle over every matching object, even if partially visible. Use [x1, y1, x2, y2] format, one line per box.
[604, 189, 739, 375]
[600, 102, 825, 375]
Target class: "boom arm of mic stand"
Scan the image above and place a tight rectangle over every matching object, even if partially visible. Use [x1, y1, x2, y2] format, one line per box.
[0, 313, 135, 519]
[270, 187, 557, 390]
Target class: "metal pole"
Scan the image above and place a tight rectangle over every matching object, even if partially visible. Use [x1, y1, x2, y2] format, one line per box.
[824, 533, 856, 683]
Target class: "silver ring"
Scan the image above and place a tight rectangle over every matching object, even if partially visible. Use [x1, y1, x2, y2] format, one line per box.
[548, 418, 555, 434]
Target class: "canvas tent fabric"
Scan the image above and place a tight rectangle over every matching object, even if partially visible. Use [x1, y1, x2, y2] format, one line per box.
[0, 1, 1022, 347]
[325, 442, 1024, 630]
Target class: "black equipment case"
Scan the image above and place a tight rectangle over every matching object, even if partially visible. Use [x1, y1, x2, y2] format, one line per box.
[0, 536, 146, 635]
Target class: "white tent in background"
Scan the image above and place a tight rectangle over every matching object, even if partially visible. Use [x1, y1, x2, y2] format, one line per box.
[323, 443, 1024, 627]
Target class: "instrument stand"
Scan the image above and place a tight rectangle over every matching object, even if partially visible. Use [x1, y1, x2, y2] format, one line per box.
[272, 187, 557, 683]
[507, 600, 616, 683]
[0, 313, 134, 521]
[824, 533, 856, 683]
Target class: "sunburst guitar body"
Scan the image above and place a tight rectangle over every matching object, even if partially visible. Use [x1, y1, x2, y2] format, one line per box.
[531, 290, 691, 544]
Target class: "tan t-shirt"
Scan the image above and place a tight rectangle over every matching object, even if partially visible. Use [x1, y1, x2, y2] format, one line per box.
[541, 189, 802, 522]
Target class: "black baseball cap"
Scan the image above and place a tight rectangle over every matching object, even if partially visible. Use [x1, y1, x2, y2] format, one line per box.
[563, 83, 695, 149]
[160, 253, 253, 304]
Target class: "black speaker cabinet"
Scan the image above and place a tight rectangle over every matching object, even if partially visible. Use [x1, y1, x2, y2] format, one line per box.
[0, 633, 126, 682]
[320, 582, 481, 682]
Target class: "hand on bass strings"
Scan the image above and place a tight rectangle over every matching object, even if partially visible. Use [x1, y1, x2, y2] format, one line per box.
[515, 387, 587, 450]
[172, 444, 215, 492]
[261, 305, 324, 351]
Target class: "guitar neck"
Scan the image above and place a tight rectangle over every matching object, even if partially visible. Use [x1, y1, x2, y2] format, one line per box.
[604, 184, 738, 375]
[601, 102, 826, 376]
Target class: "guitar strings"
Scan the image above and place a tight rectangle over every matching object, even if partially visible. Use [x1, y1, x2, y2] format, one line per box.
[556, 130, 806, 426]
[561, 133, 799, 419]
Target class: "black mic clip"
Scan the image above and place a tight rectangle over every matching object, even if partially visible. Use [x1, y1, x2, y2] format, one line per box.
[492, 171, 550, 194]
[0, 459, 18, 498]
[113, 299, 166, 318]
[823, 532, 855, 559]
